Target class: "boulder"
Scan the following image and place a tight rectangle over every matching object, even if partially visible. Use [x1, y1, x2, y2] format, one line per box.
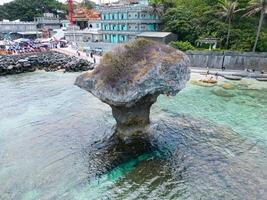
[7, 65, 14, 70]
[75, 39, 190, 139]
[0, 51, 94, 76]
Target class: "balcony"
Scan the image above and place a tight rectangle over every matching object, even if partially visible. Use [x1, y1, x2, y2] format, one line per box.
[97, 5, 152, 12]
[99, 19, 161, 24]
[100, 30, 141, 35]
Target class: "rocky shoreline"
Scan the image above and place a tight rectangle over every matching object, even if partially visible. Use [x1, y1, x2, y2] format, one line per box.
[0, 51, 94, 76]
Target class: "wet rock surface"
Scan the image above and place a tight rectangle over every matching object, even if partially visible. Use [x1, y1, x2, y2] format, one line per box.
[0, 51, 94, 76]
[75, 39, 190, 138]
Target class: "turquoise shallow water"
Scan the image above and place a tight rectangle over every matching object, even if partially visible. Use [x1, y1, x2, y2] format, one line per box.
[155, 79, 267, 144]
[0, 72, 267, 200]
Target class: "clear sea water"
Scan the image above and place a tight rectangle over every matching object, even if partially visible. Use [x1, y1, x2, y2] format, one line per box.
[0, 71, 267, 200]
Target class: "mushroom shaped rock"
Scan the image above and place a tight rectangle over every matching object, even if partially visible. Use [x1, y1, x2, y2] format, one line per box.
[75, 39, 191, 138]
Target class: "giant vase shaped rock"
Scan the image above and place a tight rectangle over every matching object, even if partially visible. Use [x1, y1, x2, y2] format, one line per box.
[75, 39, 190, 139]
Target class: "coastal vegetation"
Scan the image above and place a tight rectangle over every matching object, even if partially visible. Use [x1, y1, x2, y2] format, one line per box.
[159, 0, 267, 52]
[0, 0, 67, 21]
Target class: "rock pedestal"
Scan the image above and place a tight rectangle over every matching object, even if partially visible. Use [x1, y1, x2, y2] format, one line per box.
[111, 94, 159, 137]
[75, 39, 190, 140]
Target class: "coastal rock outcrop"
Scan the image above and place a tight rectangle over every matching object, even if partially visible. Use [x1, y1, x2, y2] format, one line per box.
[75, 39, 190, 139]
[0, 52, 94, 76]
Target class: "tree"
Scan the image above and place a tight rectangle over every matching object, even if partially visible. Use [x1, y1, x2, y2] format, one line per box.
[149, 0, 164, 16]
[80, 0, 96, 9]
[217, 0, 243, 49]
[162, 7, 199, 43]
[243, 0, 267, 52]
[0, 0, 67, 21]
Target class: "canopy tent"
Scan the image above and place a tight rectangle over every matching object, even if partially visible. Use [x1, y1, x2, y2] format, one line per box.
[13, 38, 31, 43]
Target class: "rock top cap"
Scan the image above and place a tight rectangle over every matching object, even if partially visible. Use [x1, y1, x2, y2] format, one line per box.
[75, 39, 190, 106]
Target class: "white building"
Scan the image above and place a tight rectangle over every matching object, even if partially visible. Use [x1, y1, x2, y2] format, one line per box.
[0, 20, 37, 33]
[65, 20, 102, 50]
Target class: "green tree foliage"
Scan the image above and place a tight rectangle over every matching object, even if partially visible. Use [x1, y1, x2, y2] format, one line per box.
[79, 0, 96, 9]
[0, 0, 67, 21]
[243, 0, 267, 51]
[169, 41, 196, 51]
[160, 0, 267, 52]
[217, 0, 243, 49]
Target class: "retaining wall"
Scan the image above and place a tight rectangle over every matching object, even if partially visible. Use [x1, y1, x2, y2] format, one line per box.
[186, 51, 267, 71]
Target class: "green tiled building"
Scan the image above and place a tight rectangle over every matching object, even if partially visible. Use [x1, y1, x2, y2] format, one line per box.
[98, 0, 161, 44]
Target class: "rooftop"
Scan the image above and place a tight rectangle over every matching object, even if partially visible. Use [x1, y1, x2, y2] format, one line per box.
[137, 32, 173, 38]
[73, 8, 100, 21]
[0, 21, 36, 25]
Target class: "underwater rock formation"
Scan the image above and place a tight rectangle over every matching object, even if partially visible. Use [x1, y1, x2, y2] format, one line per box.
[75, 39, 190, 139]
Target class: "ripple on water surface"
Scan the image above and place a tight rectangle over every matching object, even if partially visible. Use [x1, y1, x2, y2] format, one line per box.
[0, 72, 267, 200]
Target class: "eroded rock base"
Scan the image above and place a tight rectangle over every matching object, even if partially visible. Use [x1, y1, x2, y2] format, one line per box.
[111, 94, 159, 140]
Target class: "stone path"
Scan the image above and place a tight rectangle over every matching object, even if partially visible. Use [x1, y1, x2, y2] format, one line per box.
[191, 67, 267, 78]
[52, 47, 101, 64]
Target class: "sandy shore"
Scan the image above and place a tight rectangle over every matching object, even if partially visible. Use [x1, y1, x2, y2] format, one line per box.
[190, 72, 267, 89]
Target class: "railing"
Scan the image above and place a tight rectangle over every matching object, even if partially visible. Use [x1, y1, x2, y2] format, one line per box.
[99, 19, 161, 24]
[99, 30, 141, 35]
[97, 5, 152, 12]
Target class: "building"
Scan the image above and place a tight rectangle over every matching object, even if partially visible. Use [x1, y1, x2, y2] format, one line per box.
[137, 32, 177, 44]
[64, 0, 163, 52]
[98, 0, 161, 44]
[61, 20, 71, 31]
[0, 20, 41, 39]
[79, 0, 162, 52]
[73, 8, 101, 30]
[65, 8, 103, 50]
[65, 23, 102, 48]
[0, 20, 37, 33]
[35, 13, 62, 31]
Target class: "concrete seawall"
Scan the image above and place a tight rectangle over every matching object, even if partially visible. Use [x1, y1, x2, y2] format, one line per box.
[187, 51, 267, 71]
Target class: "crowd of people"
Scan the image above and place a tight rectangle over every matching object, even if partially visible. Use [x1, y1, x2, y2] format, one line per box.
[0, 38, 67, 55]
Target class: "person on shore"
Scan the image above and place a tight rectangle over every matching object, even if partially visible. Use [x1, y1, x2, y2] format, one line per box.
[206, 67, 209, 77]
[93, 57, 96, 64]
[90, 52, 93, 58]
[77, 50, 80, 57]
[215, 72, 219, 80]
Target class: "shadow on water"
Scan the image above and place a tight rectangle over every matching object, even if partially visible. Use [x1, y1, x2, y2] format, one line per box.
[79, 113, 267, 199]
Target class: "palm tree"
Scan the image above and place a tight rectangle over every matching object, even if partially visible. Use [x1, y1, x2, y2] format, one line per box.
[243, 0, 267, 52]
[149, 0, 164, 17]
[217, 0, 243, 49]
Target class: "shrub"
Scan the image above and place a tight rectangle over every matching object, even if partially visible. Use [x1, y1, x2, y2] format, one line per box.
[169, 41, 195, 51]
